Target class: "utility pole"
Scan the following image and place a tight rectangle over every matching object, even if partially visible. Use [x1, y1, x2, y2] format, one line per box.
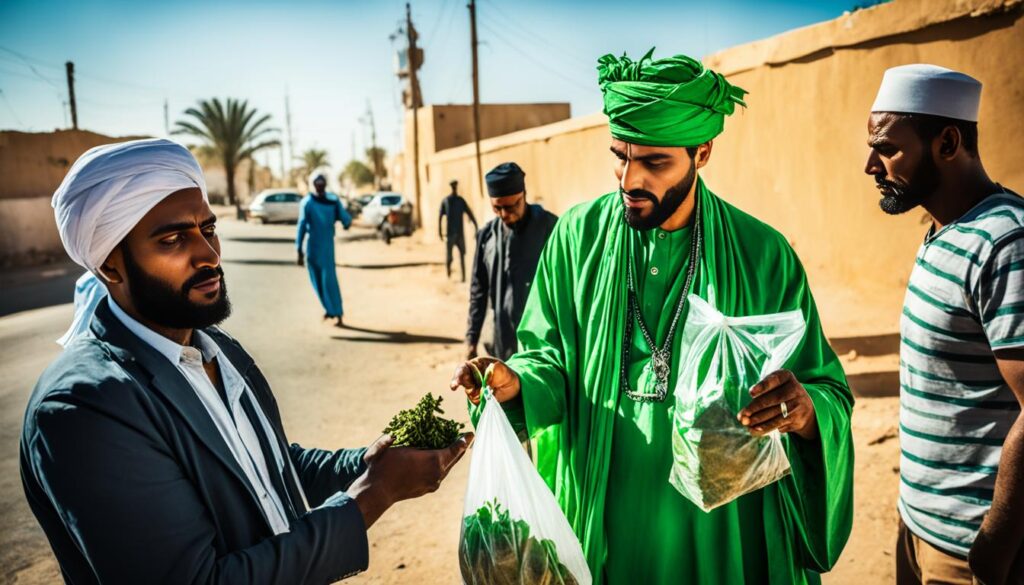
[163, 99, 169, 136]
[284, 91, 294, 186]
[65, 61, 78, 130]
[406, 2, 423, 227]
[278, 145, 286, 188]
[468, 0, 484, 201]
[365, 100, 381, 190]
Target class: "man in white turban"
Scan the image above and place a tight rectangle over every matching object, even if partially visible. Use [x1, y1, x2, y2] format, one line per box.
[22, 138, 471, 583]
[864, 65, 1024, 585]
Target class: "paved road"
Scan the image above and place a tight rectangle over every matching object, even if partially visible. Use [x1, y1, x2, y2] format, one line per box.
[0, 218, 477, 584]
[0, 217, 900, 584]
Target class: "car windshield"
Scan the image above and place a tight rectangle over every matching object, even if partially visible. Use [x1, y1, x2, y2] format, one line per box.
[380, 195, 401, 206]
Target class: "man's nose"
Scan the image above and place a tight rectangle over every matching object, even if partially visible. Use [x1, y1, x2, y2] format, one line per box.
[621, 159, 643, 192]
[864, 150, 883, 176]
[191, 233, 220, 269]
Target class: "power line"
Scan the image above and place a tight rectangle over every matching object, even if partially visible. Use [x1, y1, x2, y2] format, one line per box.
[477, 20, 594, 92]
[479, 0, 594, 71]
[0, 49, 63, 92]
[423, 0, 451, 51]
[0, 45, 181, 97]
[0, 88, 26, 127]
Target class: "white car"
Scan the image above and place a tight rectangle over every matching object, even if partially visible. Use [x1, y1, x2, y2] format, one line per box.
[248, 190, 304, 223]
[360, 192, 407, 227]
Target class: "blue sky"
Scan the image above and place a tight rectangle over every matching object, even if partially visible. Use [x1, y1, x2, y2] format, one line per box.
[0, 0, 858, 177]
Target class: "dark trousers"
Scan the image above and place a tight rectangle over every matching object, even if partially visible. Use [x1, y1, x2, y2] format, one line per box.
[446, 238, 466, 281]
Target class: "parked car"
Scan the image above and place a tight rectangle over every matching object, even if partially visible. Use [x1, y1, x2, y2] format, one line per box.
[248, 190, 304, 223]
[360, 192, 408, 227]
[348, 193, 376, 218]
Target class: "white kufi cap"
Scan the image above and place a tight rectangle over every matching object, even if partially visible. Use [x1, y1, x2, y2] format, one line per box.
[871, 64, 981, 122]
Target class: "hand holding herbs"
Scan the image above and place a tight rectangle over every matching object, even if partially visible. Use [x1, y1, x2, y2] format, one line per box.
[460, 499, 580, 585]
[348, 431, 473, 529]
[382, 393, 465, 449]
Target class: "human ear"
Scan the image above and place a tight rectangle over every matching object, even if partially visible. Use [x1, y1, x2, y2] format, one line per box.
[695, 141, 714, 169]
[937, 126, 961, 160]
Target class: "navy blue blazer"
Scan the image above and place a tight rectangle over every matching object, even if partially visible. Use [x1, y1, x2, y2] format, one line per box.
[21, 299, 370, 584]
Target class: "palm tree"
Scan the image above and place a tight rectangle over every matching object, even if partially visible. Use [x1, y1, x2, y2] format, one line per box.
[299, 148, 330, 179]
[173, 98, 279, 213]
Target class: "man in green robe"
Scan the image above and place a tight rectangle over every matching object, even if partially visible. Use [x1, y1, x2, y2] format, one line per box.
[451, 48, 855, 584]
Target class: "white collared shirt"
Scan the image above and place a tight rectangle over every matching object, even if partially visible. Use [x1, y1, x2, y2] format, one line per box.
[108, 300, 298, 535]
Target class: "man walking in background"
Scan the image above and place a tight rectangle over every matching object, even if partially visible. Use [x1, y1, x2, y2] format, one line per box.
[465, 162, 557, 361]
[439, 179, 478, 282]
[297, 173, 352, 327]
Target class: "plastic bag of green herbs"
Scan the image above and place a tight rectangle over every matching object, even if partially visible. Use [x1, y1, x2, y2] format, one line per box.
[458, 386, 591, 585]
[381, 393, 464, 449]
[669, 294, 805, 512]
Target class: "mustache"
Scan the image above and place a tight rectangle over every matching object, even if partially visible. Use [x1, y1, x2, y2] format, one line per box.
[182, 265, 224, 293]
[620, 187, 659, 204]
[874, 174, 905, 192]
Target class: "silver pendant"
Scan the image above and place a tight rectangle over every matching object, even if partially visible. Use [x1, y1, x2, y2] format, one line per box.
[630, 351, 670, 402]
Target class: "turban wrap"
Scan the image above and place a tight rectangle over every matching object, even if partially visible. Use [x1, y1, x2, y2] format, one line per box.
[51, 138, 207, 345]
[598, 48, 747, 147]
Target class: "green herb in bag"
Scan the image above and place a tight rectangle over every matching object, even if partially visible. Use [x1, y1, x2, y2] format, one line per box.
[381, 393, 464, 449]
[459, 499, 579, 585]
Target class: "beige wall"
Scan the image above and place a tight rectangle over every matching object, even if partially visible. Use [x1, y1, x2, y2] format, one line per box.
[0, 130, 275, 266]
[403, 0, 1024, 336]
[402, 103, 571, 221]
[0, 130, 147, 266]
[0, 130, 148, 201]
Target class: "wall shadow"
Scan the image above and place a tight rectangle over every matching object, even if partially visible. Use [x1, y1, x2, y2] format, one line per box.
[338, 262, 443, 270]
[332, 324, 460, 345]
[847, 371, 900, 398]
[829, 333, 900, 357]
[224, 236, 296, 244]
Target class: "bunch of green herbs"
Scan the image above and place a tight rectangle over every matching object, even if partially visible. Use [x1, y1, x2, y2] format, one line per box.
[459, 499, 579, 585]
[382, 393, 464, 449]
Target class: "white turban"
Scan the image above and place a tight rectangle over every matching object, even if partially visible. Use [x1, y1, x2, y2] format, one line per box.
[52, 138, 208, 273]
[51, 138, 207, 346]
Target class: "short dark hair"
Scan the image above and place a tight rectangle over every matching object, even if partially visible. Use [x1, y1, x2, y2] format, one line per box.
[685, 146, 698, 158]
[897, 113, 979, 157]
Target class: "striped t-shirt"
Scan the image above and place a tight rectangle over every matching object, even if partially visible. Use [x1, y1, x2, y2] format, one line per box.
[898, 190, 1024, 558]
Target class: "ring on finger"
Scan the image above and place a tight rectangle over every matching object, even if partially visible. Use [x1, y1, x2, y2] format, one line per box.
[780, 400, 789, 419]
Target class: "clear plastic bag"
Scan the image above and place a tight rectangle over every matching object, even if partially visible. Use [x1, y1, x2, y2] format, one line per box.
[669, 294, 806, 512]
[459, 389, 592, 585]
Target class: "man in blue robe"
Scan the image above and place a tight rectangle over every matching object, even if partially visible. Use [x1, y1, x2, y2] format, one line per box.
[297, 173, 352, 327]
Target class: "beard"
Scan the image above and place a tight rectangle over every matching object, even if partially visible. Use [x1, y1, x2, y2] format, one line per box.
[122, 246, 232, 330]
[876, 151, 940, 215]
[621, 157, 697, 230]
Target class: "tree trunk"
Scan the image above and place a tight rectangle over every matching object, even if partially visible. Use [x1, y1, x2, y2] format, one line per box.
[224, 159, 243, 220]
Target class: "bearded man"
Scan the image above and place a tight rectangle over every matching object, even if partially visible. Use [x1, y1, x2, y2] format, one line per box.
[451, 49, 854, 584]
[21, 139, 469, 584]
[865, 64, 1024, 585]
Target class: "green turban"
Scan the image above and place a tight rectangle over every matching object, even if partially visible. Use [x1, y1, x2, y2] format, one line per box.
[598, 48, 747, 147]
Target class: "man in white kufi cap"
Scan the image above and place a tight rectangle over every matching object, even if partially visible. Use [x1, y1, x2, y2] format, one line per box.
[22, 139, 470, 583]
[865, 65, 1024, 584]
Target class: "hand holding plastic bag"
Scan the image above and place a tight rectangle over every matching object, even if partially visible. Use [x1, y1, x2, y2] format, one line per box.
[670, 294, 806, 512]
[459, 387, 592, 585]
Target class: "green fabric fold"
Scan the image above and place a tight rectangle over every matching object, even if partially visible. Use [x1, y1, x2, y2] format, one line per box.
[598, 48, 747, 147]
[474, 179, 854, 584]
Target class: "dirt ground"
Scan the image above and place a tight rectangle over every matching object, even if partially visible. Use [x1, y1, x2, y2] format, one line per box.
[0, 216, 901, 584]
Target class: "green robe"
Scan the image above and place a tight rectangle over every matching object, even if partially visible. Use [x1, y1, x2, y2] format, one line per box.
[473, 179, 854, 584]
